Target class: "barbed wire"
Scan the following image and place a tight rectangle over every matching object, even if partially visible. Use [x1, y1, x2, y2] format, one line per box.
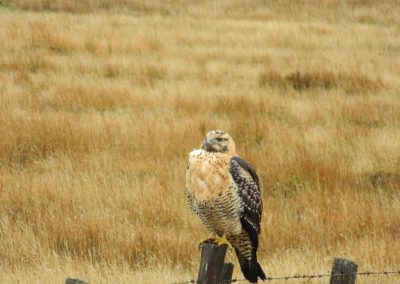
[172, 270, 400, 284]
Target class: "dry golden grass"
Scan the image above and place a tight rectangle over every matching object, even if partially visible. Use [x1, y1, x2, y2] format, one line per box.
[0, 1, 400, 283]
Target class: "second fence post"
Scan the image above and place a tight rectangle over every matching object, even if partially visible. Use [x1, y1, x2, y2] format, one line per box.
[330, 257, 358, 284]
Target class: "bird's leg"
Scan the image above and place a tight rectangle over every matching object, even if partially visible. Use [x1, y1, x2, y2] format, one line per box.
[198, 234, 233, 250]
[198, 234, 217, 250]
[213, 234, 233, 250]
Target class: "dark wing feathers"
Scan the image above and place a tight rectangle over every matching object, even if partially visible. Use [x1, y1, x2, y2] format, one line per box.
[229, 156, 263, 250]
[233, 157, 260, 187]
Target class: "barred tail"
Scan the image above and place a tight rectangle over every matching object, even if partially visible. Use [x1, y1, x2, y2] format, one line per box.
[234, 247, 266, 283]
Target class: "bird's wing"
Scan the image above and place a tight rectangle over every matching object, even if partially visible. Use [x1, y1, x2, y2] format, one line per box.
[185, 186, 198, 215]
[185, 159, 198, 215]
[229, 156, 263, 249]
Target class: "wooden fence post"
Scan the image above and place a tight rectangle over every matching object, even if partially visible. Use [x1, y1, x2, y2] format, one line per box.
[330, 257, 358, 284]
[65, 278, 88, 284]
[220, 263, 234, 284]
[197, 240, 233, 284]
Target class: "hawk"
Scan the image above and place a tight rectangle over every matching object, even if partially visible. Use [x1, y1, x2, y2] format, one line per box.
[185, 130, 266, 283]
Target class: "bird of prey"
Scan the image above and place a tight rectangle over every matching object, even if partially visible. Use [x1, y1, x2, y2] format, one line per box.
[185, 130, 266, 283]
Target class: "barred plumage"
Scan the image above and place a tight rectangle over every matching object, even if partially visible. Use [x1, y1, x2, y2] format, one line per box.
[185, 130, 266, 283]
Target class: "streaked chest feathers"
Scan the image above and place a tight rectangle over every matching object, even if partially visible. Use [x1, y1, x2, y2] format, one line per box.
[186, 149, 242, 235]
[186, 149, 231, 201]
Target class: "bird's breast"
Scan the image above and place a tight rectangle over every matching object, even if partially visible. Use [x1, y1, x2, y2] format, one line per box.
[186, 151, 232, 202]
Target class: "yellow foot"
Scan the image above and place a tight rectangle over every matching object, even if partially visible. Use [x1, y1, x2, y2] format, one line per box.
[213, 235, 233, 250]
[198, 236, 233, 250]
[198, 237, 212, 250]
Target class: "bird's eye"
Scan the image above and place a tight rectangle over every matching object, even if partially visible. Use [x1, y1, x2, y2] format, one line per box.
[216, 137, 224, 142]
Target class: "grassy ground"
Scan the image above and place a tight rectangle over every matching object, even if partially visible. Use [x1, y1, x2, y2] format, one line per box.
[0, 1, 399, 283]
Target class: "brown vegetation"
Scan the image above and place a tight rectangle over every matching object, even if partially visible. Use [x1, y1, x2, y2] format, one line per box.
[0, 1, 399, 283]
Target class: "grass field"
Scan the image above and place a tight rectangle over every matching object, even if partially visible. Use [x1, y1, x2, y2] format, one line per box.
[0, 1, 400, 283]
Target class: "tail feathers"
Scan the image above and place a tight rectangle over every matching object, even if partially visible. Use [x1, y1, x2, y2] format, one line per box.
[235, 248, 266, 283]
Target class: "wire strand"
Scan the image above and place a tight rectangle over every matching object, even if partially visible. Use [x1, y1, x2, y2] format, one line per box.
[172, 270, 400, 284]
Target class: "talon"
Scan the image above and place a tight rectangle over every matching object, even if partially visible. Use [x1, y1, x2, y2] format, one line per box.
[198, 237, 214, 250]
[214, 235, 233, 250]
[198, 235, 233, 250]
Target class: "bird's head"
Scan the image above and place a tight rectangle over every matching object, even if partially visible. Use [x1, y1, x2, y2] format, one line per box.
[201, 130, 236, 154]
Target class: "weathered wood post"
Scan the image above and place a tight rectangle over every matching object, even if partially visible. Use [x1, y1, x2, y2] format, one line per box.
[65, 278, 88, 284]
[220, 262, 234, 284]
[197, 240, 233, 284]
[330, 257, 358, 284]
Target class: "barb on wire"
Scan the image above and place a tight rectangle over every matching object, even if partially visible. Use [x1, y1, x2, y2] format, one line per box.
[172, 270, 400, 284]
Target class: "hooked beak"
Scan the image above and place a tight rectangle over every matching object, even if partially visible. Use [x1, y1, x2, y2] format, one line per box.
[202, 138, 213, 151]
